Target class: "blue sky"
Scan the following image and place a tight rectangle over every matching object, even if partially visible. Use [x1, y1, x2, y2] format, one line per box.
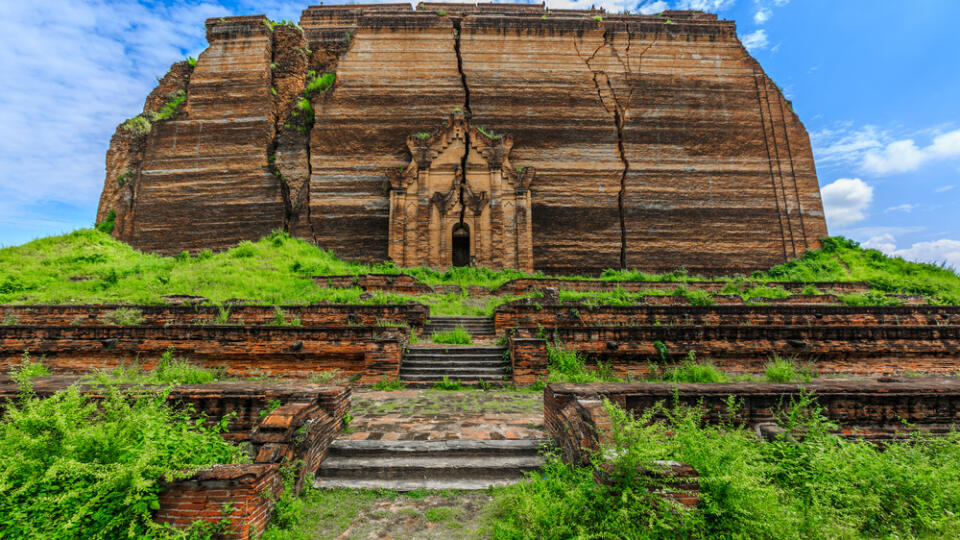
[1, 0, 958, 268]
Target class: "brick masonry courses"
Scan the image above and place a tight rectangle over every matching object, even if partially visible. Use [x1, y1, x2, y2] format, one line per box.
[0, 379, 350, 539]
[544, 380, 960, 465]
[494, 303, 960, 331]
[100, 5, 828, 275]
[0, 303, 428, 328]
[514, 324, 960, 376]
[0, 325, 408, 384]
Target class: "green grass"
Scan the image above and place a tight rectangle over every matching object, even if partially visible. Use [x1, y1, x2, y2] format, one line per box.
[431, 326, 472, 345]
[487, 397, 960, 539]
[372, 377, 406, 390]
[663, 354, 730, 383]
[1, 231, 956, 309]
[432, 376, 463, 391]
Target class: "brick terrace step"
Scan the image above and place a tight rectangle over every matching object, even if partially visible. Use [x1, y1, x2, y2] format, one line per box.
[425, 316, 495, 336]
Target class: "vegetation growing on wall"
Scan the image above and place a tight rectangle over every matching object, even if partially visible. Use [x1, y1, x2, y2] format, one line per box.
[487, 398, 960, 539]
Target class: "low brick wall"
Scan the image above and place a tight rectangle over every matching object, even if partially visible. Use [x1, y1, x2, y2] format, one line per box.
[514, 325, 960, 376]
[0, 380, 350, 538]
[509, 337, 547, 385]
[545, 379, 960, 464]
[0, 303, 428, 328]
[494, 279, 872, 296]
[312, 273, 433, 294]
[494, 303, 960, 332]
[0, 325, 408, 383]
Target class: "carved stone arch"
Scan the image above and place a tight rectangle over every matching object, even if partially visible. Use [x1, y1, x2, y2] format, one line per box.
[387, 110, 534, 271]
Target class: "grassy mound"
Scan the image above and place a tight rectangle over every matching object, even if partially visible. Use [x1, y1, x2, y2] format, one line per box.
[0, 230, 957, 306]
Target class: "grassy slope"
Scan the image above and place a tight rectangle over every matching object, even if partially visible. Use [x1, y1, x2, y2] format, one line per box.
[1, 230, 958, 306]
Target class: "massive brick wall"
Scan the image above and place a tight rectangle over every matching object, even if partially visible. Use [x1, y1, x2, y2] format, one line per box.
[545, 380, 960, 464]
[100, 4, 827, 274]
[493, 279, 871, 295]
[0, 325, 407, 383]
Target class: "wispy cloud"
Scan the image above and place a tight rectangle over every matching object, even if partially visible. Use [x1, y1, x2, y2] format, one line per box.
[884, 203, 916, 213]
[863, 234, 960, 271]
[936, 185, 956, 193]
[637, 1, 670, 14]
[741, 29, 769, 51]
[811, 124, 886, 167]
[862, 129, 960, 175]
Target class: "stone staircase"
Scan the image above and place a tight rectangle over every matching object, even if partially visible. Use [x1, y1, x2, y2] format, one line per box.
[315, 439, 546, 490]
[400, 345, 510, 382]
[424, 316, 495, 337]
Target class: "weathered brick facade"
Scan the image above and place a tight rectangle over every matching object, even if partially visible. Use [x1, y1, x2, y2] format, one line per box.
[98, 4, 828, 275]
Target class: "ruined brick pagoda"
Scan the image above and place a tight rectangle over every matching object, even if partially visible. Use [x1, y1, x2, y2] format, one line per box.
[97, 3, 828, 275]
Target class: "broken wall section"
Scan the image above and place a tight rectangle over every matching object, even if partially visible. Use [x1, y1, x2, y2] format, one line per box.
[128, 15, 285, 254]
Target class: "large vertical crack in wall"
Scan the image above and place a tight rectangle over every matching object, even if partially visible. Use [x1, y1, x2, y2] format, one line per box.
[453, 18, 471, 227]
[575, 26, 657, 269]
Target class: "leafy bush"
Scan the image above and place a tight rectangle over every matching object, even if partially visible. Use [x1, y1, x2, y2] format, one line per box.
[85, 349, 221, 386]
[11, 351, 50, 382]
[431, 326, 472, 345]
[546, 342, 624, 383]
[96, 209, 116, 234]
[0, 384, 248, 538]
[488, 397, 960, 538]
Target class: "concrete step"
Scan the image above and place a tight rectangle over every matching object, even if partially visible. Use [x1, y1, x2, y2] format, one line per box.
[402, 359, 507, 368]
[399, 367, 508, 377]
[327, 439, 545, 458]
[315, 440, 546, 491]
[400, 373, 509, 382]
[406, 346, 506, 354]
[403, 353, 506, 361]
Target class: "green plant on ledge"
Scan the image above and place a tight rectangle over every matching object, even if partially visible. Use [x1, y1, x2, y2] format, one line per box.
[431, 326, 472, 345]
[432, 376, 463, 391]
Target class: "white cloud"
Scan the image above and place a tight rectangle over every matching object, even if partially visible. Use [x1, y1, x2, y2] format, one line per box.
[860, 234, 960, 271]
[936, 185, 956, 193]
[884, 203, 916, 213]
[820, 178, 873, 227]
[861, 234, 896, 255]
[741, 29, 768, 51]
[862, 128, 960, 175]
[894, 239, 960, 271]
[638, 1, 670, 14]
[753, 7, 771, 24]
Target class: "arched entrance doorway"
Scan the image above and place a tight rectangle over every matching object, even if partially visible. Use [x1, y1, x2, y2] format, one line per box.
[452, 223, 470, 267]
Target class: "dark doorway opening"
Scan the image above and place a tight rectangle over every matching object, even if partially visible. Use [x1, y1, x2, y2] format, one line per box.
[452, 224, 470, 267]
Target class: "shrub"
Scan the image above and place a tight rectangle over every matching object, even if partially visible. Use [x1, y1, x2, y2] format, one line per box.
[431, 326, 472, 345]
[764, 355, 810, 383]
[96, 209, 116, 234]
[592, 15, 603, 22]
[12, 351, 50, 382]
[0, 384, 248, 538]
[186, 56, 197, 68]
[664, 353, 729, 383]
[304, 71, 335, 98]
[372, 377, 406, 390]
[432, 376, 462, 391]
[436, 9, 447, 16]
[488, 397, 960, 538]
[102, 307, 144, 325]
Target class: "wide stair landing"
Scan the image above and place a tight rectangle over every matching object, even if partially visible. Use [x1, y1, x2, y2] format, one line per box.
[424, 316, 495, 338]
[400, 345, 509, 382]
[316, 439, 544, 490]
[314, 389, 547, 491]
